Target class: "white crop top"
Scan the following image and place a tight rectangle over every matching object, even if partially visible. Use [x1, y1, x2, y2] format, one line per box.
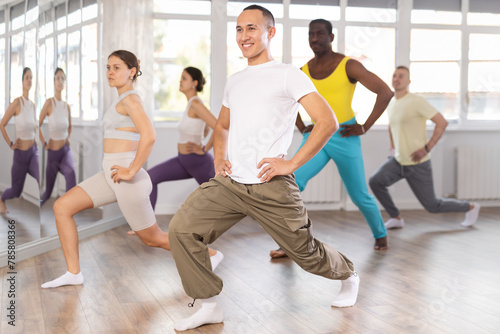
[15, 97, 36, 140]
[177, 96, 206, 145]
[48, 98, 69, 140]
[103, 90, 141, 141]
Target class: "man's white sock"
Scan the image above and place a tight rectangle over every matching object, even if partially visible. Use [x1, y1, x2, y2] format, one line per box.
[174, 296, 224, 331]
[210, 251, 224, 271]
[461, 203, 480, 227]
[331, 272, 360, 308]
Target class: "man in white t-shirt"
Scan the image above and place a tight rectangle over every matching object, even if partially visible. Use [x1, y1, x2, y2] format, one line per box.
[168, 5, 360, 332]
[369, 66, 480, 229]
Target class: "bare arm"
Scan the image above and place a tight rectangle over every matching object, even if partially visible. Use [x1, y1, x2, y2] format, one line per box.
[295, 112, 314, 134]
[257, 92, 337, 182]
[289, 92, 338, 168]
[1, 99, 20, 149]
[39, 99, 51, 149]
[410, 112, 448, 163]
[339, 59, 393, 137]
[213, 105, 231, 177]
[110, 95, 156, 183]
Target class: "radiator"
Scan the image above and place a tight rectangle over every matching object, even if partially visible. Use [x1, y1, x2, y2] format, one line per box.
[456, 146, 500, 200]
[301, 162, 342, 203]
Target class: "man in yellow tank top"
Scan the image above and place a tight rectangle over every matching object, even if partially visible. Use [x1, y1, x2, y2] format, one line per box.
[270, 19, 393, 257]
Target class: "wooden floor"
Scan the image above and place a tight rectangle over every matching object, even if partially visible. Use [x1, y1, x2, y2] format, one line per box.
[1, 207, 499, 333]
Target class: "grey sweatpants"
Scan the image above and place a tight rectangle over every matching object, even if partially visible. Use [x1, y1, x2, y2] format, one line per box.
[168, 174, 355, 299]
[369, 157, 470, 218]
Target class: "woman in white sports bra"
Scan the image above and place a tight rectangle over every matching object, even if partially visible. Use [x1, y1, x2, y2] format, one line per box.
[41, 51, 222, 288]
[39, 68, 77, 206]
[141, 67, 217, 212]
[0, 67, 39, 214]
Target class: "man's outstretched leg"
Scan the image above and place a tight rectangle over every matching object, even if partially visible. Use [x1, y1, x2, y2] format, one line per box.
[168, 177, 246, 331]
[247, 175, 359, 308]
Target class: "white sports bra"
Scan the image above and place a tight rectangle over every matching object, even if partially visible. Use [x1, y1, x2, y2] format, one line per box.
[48, 98, 69, 140]
[177, 96, 206, 145]
[103, 90, 141, 141]
[15, 96, 36, 140]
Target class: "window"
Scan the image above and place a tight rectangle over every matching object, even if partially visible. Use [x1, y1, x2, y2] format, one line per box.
[290, 1, 340, 21]
[154, 0, 211, 15]
[347, 26, 395, 124]
[153, 19, 211, 121]
[467, 0, 500, 26]
[411, 0, 461, 25]
[149, 0, 500, 124]
[346, 0, 396, 23]
[38, 0, 100, 121]
[0, 10, 5, 111]
[227, 1, 283, 18]
[410, 29, 461, 119]
[10, 31, 25, 101]
[468, 34, 500, 120]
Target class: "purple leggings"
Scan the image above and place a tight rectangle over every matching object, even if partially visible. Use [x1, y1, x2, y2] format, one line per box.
[147, 152, 215, 209]
[40, 145, 77, 206]
[1, 144, 39, 201]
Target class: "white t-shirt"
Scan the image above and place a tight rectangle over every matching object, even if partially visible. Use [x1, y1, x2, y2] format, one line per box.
[222, 60, 316, 184]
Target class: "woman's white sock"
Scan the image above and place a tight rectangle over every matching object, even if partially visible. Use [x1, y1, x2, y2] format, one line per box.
[41, 271, 84, 288]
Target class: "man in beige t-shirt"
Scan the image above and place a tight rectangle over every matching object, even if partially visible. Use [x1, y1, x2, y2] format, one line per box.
[369, 66, 480, 229]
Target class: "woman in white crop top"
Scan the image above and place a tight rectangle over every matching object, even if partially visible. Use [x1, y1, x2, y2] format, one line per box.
[41, 52, 223, 289]
[39, 68, 77, 206]
[0, 67, 39, 214]
[143, 67, 218, 213]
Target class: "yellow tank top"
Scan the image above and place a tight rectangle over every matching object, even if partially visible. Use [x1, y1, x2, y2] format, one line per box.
[302, 57, 356, 124]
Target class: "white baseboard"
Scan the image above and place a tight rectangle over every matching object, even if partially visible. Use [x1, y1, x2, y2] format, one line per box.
[0, 216, 127, 268]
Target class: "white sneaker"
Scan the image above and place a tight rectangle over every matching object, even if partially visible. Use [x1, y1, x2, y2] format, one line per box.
[460, 203, 480, 227]
[385, 217, 404, 229]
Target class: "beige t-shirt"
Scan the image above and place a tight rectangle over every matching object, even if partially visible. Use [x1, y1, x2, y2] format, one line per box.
[388, 93, 439, 166]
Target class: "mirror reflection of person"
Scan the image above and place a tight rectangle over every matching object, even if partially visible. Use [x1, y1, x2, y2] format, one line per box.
[39, 68, 76, 207]
[148, 67, 216, 209]
[0, 67, 39, 214]
[127, 67, 217, 235]
[41, 50, 223, 289]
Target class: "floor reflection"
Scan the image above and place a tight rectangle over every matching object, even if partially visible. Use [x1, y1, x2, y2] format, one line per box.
[0, 197, 40, 251]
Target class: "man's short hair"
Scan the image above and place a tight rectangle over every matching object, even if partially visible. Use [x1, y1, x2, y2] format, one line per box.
[396, 65, 410, 74]
[310, 19, 333, 34]
[243, 4, 275, 28]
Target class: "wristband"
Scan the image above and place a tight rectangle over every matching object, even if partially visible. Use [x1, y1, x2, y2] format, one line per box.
[10, 141, 13, 148]
[361, 124, 366, 134]
[44, 141, 47, 148]
[424, 144, 429, 152]
[202, 145, 206, 153]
